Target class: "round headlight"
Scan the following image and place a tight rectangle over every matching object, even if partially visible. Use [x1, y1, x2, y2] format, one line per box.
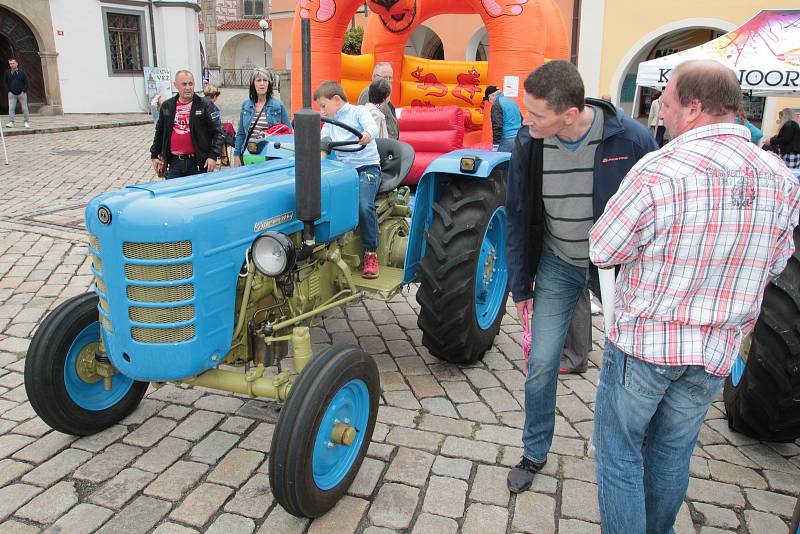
[251, 232, 295, 277]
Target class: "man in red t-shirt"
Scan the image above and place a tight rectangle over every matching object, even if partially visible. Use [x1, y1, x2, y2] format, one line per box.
[150, 70, 222, 179]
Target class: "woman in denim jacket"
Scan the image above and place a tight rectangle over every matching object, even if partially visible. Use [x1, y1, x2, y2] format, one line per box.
[233, 67, 291, 164]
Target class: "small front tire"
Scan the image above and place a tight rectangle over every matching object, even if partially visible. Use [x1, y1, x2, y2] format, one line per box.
[269, 345, 379, 518]
[25, 292, 148, 436]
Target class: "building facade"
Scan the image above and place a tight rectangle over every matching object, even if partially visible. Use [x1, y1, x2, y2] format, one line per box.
[0, 0, 201, 114]
[579, 0, 799, 133]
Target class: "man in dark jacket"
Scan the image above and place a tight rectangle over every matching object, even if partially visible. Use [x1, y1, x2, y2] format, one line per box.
[504, 60, 658, 493]
[151, 70, 222, 179]
[4, 58, 29, 128]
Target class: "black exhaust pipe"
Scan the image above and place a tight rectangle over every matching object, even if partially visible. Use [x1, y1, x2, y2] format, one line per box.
[294, 16, 320, 261]
[294, 14, 322, 260]
[301, 17, 312, 109]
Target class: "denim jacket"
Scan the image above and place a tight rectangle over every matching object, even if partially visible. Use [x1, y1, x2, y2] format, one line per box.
[234, 97, 291, 155]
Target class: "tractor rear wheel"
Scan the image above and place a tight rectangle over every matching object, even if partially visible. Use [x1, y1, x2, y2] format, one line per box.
[25, 292, 148, 436]
[269, 345, 379, 518]
[723, 226, 800, 442]
[417, 169, 509, 364]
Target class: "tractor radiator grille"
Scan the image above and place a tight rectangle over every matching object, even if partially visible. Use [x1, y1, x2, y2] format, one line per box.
[131, 325, 196, 343]
[127, 284, 194, 303]
[89, 234, 112, 332]
[124, 262, 192, 281]
[124, 240, 196, 344]
[123, 240, 191, 260]
[129, 305, 195, 323]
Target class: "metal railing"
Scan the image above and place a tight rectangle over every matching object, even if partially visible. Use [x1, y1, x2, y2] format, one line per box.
[222, 69, 252, 87]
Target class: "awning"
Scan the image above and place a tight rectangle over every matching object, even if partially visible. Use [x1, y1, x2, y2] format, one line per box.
[636, 10, 800, 97]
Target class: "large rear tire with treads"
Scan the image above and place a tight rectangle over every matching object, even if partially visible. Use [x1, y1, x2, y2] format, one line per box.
[724, 227, 800, 442]
[417, 168, 509, 364]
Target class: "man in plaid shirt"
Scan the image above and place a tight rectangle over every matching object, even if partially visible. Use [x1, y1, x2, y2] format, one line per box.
[589, 59, 800, 533]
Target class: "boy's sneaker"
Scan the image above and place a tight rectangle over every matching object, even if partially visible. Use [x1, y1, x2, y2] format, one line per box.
[5, 122, 12, 128]
[362, 252, 379, 279]
[507, 456, 546, 493]
[24, 122, 30, 128]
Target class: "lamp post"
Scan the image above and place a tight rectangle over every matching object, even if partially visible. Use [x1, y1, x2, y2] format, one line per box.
[258, 18, 269, 69]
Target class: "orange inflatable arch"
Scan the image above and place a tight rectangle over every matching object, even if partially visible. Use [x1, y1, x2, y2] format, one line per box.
[291, 0, 569, 141]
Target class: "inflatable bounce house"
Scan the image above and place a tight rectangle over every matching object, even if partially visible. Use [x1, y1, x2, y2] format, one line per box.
[291, 0, 569, 182]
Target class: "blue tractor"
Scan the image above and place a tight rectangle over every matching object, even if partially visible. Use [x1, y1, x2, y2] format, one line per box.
[23, 110, 511, 517]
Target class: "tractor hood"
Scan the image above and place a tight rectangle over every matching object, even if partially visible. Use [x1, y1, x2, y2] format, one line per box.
[84, 159, 359, 382]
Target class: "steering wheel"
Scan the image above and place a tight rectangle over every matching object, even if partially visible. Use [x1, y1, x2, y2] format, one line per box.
[320, 117, 366, 153]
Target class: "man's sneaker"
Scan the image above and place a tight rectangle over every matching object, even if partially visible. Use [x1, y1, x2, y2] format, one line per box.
[23, 122, 30, 128]
[362, 252, 379, 279]
[5, 122, 12, 128]
[507, 456, 546, 493]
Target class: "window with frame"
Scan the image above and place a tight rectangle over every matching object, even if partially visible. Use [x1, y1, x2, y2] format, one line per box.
[107, 12, 143, 73]
[243, 0, 265, 18]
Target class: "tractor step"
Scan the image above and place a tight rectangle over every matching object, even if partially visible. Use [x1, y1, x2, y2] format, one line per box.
[354, 266, 404, 293]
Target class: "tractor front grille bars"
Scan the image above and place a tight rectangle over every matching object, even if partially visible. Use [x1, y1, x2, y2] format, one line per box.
[123, 240, 197, 344]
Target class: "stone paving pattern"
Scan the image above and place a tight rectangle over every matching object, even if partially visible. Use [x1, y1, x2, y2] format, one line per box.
[0, 123, 798, 533]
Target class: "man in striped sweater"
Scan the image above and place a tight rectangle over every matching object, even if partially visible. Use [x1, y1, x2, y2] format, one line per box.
[505, 60, 657, 493]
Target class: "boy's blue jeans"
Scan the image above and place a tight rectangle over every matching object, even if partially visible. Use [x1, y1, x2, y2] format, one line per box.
[357, 164, 381, 252]
[594, 341, 724, 534]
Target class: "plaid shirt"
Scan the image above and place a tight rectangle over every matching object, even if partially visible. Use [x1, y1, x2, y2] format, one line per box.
[589, 123, 800, 377]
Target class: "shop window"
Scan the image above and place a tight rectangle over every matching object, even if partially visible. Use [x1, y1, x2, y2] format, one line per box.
[106, 12, 143, 73]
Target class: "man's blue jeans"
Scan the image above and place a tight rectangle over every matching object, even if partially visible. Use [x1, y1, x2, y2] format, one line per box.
[8, 91, 29, 123]
[522, 245, 589, 463]
[357, 164, 381, 252]
[594, 341, 724, 534]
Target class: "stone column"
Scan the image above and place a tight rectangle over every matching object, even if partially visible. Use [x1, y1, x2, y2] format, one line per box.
[202, 0, 219, 68]
[37, 51, 62, 115]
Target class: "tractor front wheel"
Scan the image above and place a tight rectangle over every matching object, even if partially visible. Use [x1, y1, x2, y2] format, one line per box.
[25, 292, 148, 436]
[417, 169, 509, 364]
[269, 345, 379, 518]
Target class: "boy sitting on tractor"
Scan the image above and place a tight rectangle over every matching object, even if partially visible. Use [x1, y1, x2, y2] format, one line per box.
[313, 80, 382, 279]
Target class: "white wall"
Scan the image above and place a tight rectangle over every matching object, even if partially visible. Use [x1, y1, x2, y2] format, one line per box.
[155, 4, 203, 85]
[577, 1, 605, 100]
[50, 0, 200, 113]
[234, 35, 272, 69]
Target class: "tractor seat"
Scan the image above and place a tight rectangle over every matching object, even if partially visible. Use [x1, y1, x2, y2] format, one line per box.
[376, 138, 415, 193]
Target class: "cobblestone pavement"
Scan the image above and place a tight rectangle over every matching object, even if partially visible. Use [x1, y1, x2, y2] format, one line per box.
[0, 125, 798, 534]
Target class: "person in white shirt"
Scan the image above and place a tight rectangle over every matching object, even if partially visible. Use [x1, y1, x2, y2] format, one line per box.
[314, 80, 382, 279]
[648, 92, 665, 146]
[364, 77, 391, 139]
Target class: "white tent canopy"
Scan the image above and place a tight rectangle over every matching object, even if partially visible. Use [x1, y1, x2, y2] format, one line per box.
[636, 10, 800, 97]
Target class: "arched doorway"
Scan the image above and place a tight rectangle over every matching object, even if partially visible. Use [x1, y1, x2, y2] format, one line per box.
[466, 27, 489, 62]
[610, 18, 735, 118]
[219, 33, 273, 86]
[404, 25, 444, 60]
[0, 7, 46, 114]
[634, 28, 724, 118]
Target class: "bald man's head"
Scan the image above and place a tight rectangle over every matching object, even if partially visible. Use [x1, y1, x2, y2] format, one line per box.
[671, 60, 741, 117]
